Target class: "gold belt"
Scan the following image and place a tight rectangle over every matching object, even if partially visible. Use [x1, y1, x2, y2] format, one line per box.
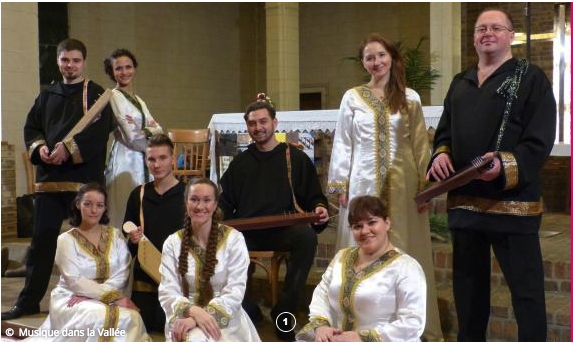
[132, 280, 157, 293]
[34, 182, 83, 193]
[447, 195, 543, 216]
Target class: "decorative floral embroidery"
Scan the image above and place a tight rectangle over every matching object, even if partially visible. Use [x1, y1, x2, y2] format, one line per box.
[205, 303, 231, 328]
[359, 328, 382, 342]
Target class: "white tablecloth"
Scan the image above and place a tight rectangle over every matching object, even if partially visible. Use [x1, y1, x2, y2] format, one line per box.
[208, 106, 444, 181]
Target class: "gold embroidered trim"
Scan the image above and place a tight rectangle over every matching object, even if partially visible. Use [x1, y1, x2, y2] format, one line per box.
[28, 140, 46, 158]
[174, 301, 191, 320]
[359, 329, 382, 342]
[499, 151, 518, 190]
[63, 137, 83, 164]
[69, 226, 113, 282]
[433, 146, 450, 157]
[355, 86, 392, 215]
[447, 195, 542, 216]
[100, 290, 123, 304]
[327, 181, 348, 194]
[99, 305, 119, 342]
[34, 182, 83, 193]
[298, 316, 330, 337]
[205, 303, 231, 328]
[340, 247, 400, 331]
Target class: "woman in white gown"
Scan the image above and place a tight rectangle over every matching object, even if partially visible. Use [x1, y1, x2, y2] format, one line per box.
[159, 178, 260, 342]
[104, 49, 163, 228]
[327, 33, 442, 341]
[296, 195, 426, 342]
[25, 183, 149, 342]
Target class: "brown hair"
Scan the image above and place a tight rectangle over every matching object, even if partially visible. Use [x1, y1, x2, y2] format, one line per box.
[103, 48, 139, 83]
[243, 93, 277, 121]
[348, 195, 389, 226]
[69, 182, 110, 227]
[359, 33, 408, 114]
[147, 133, 174, 155]
[178, 178, 223, 306]
[57, 38, 87, 60]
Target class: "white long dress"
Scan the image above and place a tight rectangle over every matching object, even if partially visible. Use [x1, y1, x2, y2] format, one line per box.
[327, 86, 442, 340]
[296, 247, 426, 342]
[105, 89, 163, 228]
[159, 225, 261, 342]
[25, 227, 150, 342]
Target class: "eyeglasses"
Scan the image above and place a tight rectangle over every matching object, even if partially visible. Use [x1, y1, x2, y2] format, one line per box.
[474, 25, 513, 35]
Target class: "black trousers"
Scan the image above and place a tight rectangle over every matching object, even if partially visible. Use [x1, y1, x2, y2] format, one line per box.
[452, 230, 546, 342]
[17, 192, 76, 309]
[131, 290, 165, 333]
[242, 224, 317, 316]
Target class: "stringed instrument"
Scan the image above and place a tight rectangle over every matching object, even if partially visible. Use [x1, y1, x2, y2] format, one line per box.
[123, 221, 162, 284]
[415, 154, 495, 207]
[223, 212, 321, 231]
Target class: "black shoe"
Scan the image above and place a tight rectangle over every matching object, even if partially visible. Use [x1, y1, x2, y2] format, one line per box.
[1, 305, 40, 320]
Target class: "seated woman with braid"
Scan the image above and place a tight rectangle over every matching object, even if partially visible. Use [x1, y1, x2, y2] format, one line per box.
[296, 195, 426, 342]
[158, 178, 260, 342]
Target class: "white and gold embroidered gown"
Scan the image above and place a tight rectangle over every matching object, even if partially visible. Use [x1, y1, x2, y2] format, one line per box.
[158, 225, 261, 342]
[296, 247, 426, 342]
[26, 227, 150, 342]
[327, 86, 442, 340]
[105, 89, 163, 228]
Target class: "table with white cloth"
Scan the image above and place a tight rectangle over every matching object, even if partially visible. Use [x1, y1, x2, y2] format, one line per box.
[208, 107, 444, 183]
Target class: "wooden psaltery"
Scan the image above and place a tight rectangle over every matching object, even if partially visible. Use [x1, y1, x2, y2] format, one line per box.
[223, 212, 320, 231]
[415, 155, 495, 206]
[123, 221, 162, 284]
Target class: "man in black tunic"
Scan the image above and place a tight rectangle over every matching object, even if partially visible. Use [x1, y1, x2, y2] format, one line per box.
[427, 8, 556, 341]
[3, 38, 114, 320]
[124, 133, 186, 333]
[219, 96, 329, 341]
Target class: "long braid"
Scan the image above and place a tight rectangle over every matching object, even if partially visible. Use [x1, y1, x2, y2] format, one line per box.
[195, 207, 223, 306]
[178, 215, 192, 298]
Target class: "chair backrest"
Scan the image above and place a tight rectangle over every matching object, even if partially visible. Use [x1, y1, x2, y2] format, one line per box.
[22, 152, 35, 194]
[167, 129, 210, 182]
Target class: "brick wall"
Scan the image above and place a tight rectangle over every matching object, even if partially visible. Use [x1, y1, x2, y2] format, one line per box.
[2, 141, 17, 240]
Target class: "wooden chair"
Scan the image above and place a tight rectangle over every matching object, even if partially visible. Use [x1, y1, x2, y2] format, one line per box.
[22, 152, 35, 194]
[167, 129, 210, 181]
[248, 251, 289, 307]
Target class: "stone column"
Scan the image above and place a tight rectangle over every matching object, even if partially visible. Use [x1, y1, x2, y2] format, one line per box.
[265, 2, 299, 110]
[430, 2, 461, 106]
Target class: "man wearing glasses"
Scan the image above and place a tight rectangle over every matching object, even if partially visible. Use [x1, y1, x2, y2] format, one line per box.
[427, 8, 555, 341]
